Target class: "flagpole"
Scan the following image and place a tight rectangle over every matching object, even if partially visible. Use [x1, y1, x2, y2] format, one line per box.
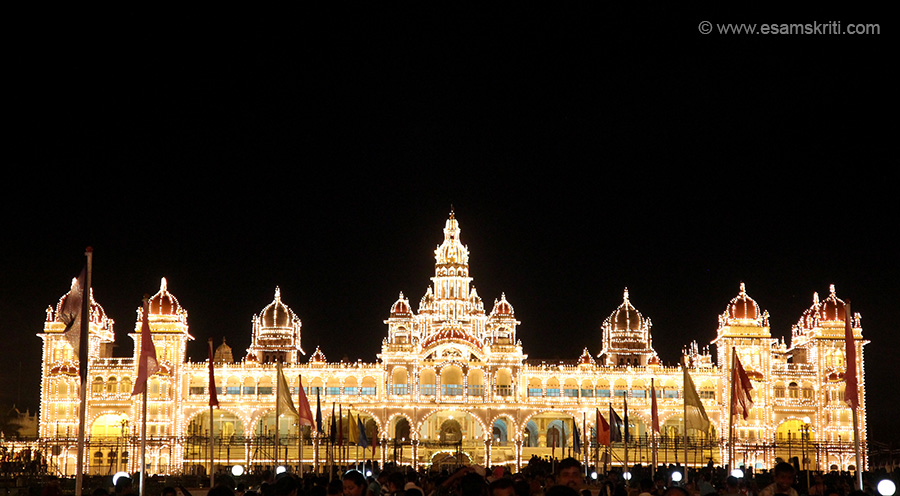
[845, 301, 863, 490]
[275, 362, 282, 470]
[583, 412, 587, 477]
[299, 374, 303, 476]
[75, 247, 92, 496]
[651, 378, 657, 480]
[210, 401, 215, 488]
[683, 362, 689, 484]
[624, 395, 629, 476]
[207, 337, 220, 488]
[728, 348, 736, 472]
[140, 386, 148, 496]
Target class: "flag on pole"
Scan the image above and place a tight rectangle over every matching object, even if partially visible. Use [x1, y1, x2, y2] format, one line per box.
[208, 338, 219, 408]
[276, 362, 298, 417]
[596, 408, 610, 446]
[348, 410, 359, 444]
[316, 390, 323, 433]
[731, 352, 754, 420]
[297, 376, 315, 427]
[573, 421, 581, 454]
[651, 378, 660, 433]
[683, 366, 710, 433]
[59, 269, 86, 353]
[357, 415, 369, 449]
[609, 406, 623, 442]
[330, 403, 337, 444]
[844, 301, 859, 410]
[132, 296, 159, 396]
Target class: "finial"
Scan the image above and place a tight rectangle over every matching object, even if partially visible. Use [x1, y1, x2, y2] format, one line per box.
[829, 284, 836, 296]
[275, 286, 282, 300]
[739, 282, 746, 294]
[449, 205, 455, 219]
[813, 292, 819, 305]
[623, 287, 630, 301]
[160, 277, 168, 293]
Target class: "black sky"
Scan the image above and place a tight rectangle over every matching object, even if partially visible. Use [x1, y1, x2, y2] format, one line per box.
[4, 8, 895, 445]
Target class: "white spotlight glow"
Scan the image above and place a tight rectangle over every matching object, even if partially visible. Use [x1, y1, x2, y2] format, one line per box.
[112, 472, 131, 486]
[877, 480, 896, 496]
[731, 469, 744, 478]
[232, 465, 244, 477]
[671, 470, 683, 482]
[276, 465, 287, 475]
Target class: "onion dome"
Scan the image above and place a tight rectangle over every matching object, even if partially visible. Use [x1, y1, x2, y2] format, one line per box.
[259, 287, 299, 328]
[309, 346, 327, 363]
[578, 348, 595, 366]
[148, 278, 183, 316]
[606, 288, 644, 331]
[390, 292, 413, 317]
[53, 277, 112, 328]
[819, 285, 848, 322]
[718, 283, 769, 331]
[248, 287, 304, 363]
[214, 338, 234, 363]
[726, 283, 760, 321]
[422, 326, 483, 351]
[490, 293, 515, 317]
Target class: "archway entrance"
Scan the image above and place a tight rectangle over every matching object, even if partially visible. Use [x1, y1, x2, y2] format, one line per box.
[440, 419, 462, 443]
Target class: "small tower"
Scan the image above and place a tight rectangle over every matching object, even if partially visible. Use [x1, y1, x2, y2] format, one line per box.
[247, 287, 304, 364]
[599, 288, 659, 366]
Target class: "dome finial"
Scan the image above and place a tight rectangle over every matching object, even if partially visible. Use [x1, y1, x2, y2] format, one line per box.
[275, 286, 282, 301]
[160, 277, 168, 293]
[829, 284, 836, 296]
[740, 282, 746, 294]
[623, 287, 630, 301]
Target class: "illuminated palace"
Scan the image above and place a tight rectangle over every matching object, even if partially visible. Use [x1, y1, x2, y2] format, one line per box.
[35, 214, 867, 476]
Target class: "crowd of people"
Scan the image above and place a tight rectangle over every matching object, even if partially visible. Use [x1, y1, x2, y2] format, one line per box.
[35, 457, 897, 496]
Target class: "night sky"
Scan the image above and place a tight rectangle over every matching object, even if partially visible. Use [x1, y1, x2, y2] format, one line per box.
[4, 9, 895, 446]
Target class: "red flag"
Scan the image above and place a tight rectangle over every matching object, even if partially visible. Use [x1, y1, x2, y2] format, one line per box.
[731, 352, 754, 420]
[596, 408, 610, 446]
[132, 296, 159, 396]
[651, 379, 660, 433]
[208, 338, 219, 407]
[296, 375, 314, 427]
[844, 301, 859, 410]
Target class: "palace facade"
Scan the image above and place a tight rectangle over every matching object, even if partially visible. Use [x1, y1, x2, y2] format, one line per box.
[35, 213, 868, 476]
